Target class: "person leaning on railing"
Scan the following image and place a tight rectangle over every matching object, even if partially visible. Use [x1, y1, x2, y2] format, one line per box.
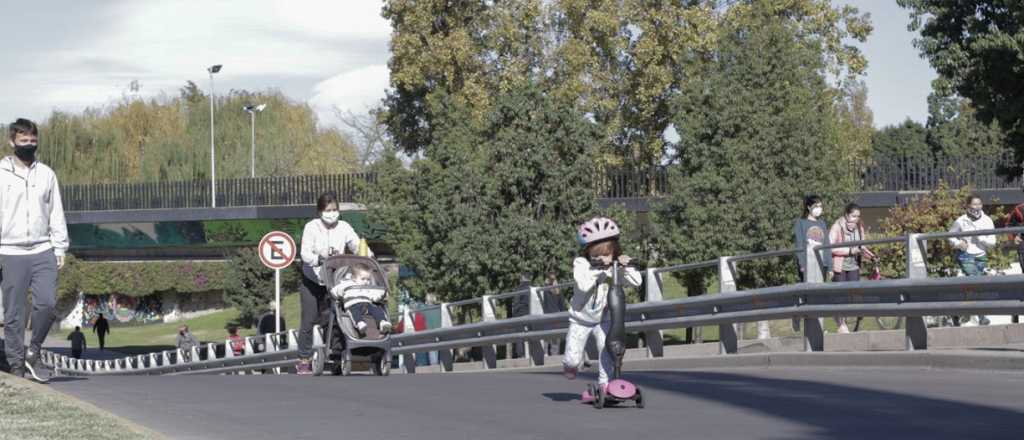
[948, 194, 995, 326]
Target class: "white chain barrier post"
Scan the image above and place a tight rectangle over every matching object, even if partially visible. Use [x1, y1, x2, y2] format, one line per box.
[643, 268, 665, 357]
[527, 287, 546, 367]
[718, 256, 739, 354]
[401, 306, 417, 374]
[438, 304, 454, 372]
[905, 233, 928, 350]
[480, 295, 498, 369]
[803, 244, 825, 352]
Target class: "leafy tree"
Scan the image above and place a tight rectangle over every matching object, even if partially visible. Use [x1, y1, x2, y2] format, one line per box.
[655, 0, 865, 288]
[872, 120, 930, 160]
[369, 84, 601, 302]
[36, 86, 361, 184]
[898, 0, 1024, 176]
[925, 95, 1006, 160]
[222, 247, 299, 326]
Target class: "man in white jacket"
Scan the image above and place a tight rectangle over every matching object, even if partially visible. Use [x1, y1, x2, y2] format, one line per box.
[948, 195, 995, 326]
[1, 119, 69, 382]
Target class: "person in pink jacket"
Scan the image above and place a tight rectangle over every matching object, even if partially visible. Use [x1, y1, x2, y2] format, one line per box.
[828, 203, 875, 334]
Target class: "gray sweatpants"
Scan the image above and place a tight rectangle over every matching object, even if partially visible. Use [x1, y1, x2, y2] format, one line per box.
[2, 249, 58, 368]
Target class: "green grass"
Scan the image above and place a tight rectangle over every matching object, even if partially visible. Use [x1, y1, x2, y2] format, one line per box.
[53, 292, 303, 354]
[0, 375, 163, 439]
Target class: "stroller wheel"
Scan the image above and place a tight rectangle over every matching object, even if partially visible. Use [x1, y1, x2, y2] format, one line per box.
[593, 386, 605, 409]
[340, 358, 352, 376]
[312, 348, 325, 377]
[331, 363, 344, 376]
[635, 389, 644, 409]
[371, 355, 390, 376]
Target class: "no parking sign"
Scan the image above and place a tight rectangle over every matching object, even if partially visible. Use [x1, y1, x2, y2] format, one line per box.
[258, 231, 296, 334]
[258, 231, 296, 270]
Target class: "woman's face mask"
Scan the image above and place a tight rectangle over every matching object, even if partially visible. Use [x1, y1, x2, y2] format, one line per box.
[810, 205, 823, 219]
[321, 210, 340, 225]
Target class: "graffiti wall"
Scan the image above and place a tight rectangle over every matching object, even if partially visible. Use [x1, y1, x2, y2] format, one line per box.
[82, 294, 164, 326]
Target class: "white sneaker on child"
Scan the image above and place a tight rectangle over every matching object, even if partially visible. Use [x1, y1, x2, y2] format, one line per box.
[379, 320, 392, 334]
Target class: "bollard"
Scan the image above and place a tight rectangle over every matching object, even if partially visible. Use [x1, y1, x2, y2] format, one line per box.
[803, 245, 825, 352]
[905, 233, 928, 351]
[527, 287, 546, 367]
[401, 307, 417, 374]
[480, 295, 498, 369]
[438, 304, 454, 372]
[643, 268, 665, 357]
[718, 256, 739, 354]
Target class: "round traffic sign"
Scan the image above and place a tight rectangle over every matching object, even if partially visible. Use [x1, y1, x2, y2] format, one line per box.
[258, 231, 297, 270]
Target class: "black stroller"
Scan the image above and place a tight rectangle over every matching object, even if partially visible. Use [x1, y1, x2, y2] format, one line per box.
[312, 255, 392, 376]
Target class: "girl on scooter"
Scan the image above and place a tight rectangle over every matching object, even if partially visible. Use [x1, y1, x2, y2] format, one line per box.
[563, 217, 642, 392]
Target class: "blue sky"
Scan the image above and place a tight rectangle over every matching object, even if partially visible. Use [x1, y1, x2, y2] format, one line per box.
[0, 1, 934, 130]
[842, 0, 938, 128]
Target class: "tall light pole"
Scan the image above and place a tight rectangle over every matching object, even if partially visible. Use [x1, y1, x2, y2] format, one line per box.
[243, 103, 267, 178]
[207, 64, 222, 207]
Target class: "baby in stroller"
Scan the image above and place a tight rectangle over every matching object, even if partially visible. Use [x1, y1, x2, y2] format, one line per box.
[330, 263, 392, 337]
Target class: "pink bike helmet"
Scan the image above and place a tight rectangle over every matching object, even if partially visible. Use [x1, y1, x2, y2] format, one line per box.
[577, 217, 620, 246]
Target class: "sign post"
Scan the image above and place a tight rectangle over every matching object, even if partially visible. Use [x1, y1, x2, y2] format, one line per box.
[258, 231, 297, 335]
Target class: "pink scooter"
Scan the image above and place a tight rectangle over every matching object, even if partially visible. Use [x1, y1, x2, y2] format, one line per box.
[580, 260, 644, 409]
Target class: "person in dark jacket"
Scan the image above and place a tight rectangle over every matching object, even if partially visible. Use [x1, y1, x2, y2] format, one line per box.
[93, 313, 110, 351]
[67, 326, 87, 359]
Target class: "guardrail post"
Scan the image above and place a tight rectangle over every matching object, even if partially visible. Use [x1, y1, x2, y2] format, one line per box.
[162, 350, 171, 367]
[480, 295, 498, 369]
[438, 304, 455, 372]
[905, 233, 928, 351]
[401, 307, 417, 374]
[190, 346, 201, 363]
[149, 353, 158, 369]
[225, 339, 235, 358]
[206, 343, 217, 361]
[528, 287, 546, 367]
[718, 256, 739, 354]
[803, 245, 825, 352]
[643, 268, 665, 358]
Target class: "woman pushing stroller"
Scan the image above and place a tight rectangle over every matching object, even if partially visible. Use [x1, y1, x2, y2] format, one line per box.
[295, 191, 375, 375]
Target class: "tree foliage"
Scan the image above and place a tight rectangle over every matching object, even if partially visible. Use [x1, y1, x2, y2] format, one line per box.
[874, 182, 1012, 279]
[369, 84, 601, 302]
[223, 247, 300, 326]
[898, 0, 1024, 176]
[58, 255, 230, 301]
[653, 0, 865, 288]
[37, 85, 360, 184]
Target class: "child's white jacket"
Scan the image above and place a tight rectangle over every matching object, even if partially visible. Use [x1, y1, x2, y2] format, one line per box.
[570, 257, 642, 326]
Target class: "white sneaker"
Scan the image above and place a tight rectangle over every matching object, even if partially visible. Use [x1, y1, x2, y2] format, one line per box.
[837, 324, 851, 334]
[379, 320, 392, 334]
[356, 321, 368, 336]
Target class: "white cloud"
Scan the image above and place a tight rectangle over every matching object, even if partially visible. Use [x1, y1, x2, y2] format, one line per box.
[0, 0, 392, 127]
[309, 64, 391, 127]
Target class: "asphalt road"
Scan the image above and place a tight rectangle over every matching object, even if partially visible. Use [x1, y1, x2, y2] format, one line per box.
[48, 362, 1024, 440]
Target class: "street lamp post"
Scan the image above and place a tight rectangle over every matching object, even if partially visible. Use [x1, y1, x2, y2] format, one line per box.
[207, 64, 222, 207]
[243, 104, 267, 178]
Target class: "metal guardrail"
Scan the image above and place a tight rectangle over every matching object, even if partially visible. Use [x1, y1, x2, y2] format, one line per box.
[45, 227, 1024, 376]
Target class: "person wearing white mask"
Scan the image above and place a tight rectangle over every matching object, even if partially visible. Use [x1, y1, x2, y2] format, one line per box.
[948, 194, 995, 326]
[769, 195, 833, 338]
[295, 191, 372, 374]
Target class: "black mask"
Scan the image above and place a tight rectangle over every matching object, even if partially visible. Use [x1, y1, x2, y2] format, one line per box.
[14, 144, 37, 162]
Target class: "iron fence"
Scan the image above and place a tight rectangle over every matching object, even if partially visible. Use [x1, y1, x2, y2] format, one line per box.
[58, 154, 1020, 211]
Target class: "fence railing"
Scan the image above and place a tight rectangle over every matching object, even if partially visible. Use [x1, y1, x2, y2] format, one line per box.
[59, 153, 1020, 211]
[45, 226, 1024, 377]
